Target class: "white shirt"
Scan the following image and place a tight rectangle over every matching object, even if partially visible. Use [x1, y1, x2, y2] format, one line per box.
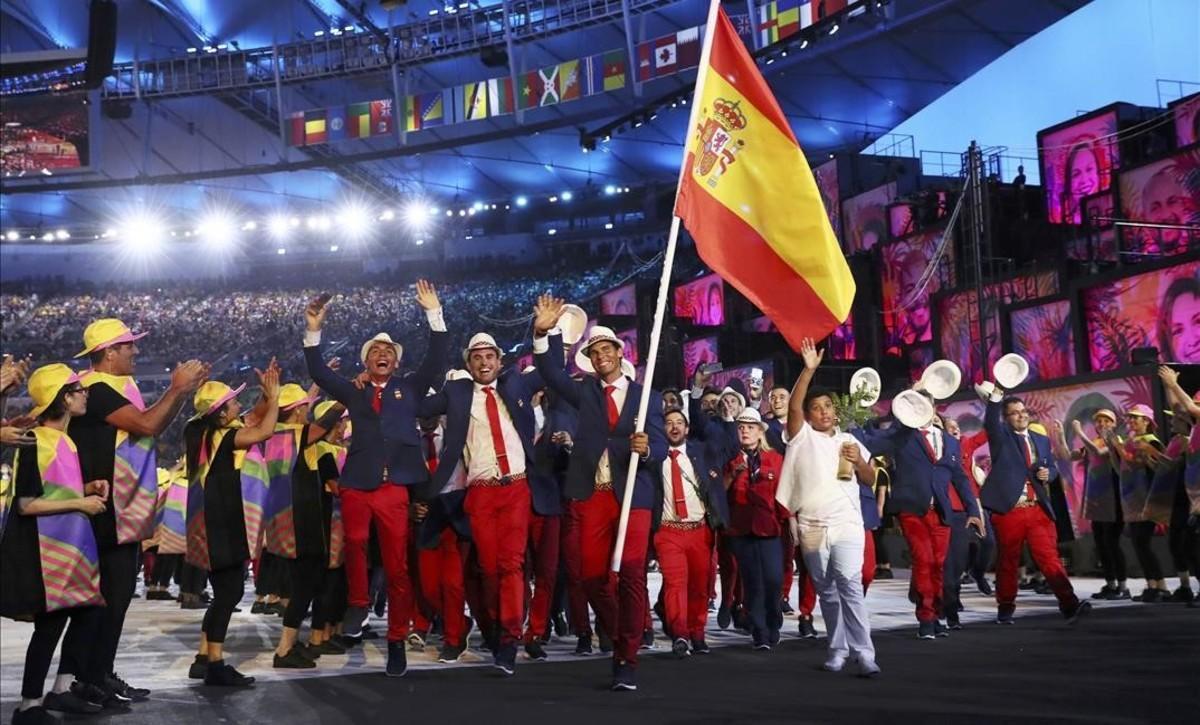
[661, 444, 705, 523]
[303, 307, 446, 347]
[919, 425, 943, 461]
[464, 382, 527, 482]
[595, 374, 629, 486]
[776, 420, 869, 528]
[420, 425, 467, 494]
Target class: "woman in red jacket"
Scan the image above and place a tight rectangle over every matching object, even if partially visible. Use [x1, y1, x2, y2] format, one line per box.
[723, 408, 787, 650]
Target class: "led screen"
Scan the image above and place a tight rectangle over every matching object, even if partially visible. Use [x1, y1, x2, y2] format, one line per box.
[1082, 259, 1200, 370]
[841, 181, 895, 253]
[1010, 299, 1077, 382]
[1116, 148, 1200, 258]
[0, 93, 90, 173]
[674, 273, 725, 326]
[1038, 110, 1120, 224]
[880, 226, 956, 355]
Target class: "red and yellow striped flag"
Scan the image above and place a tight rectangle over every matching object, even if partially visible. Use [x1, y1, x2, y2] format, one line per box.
[674, 6, 854, 350]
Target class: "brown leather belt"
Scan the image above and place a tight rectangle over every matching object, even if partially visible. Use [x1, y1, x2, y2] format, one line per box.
[594, 481, 614, 491]
[1014, 499, 1038, 509]
[468, 474, 528, 488]
[660, 520, 705, 531]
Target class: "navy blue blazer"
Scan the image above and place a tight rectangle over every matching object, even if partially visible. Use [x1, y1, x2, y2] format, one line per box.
[534, 334, 667, 511]
[765, 417, 786, 452]
[857, 423, 977, 523]
[304, 330, 449, 496]
[980, 399, 1059, 517]
[531, 391, 578, 496]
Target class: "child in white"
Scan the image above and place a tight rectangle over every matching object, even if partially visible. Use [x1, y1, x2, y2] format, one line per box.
[775, 338, 880, 677]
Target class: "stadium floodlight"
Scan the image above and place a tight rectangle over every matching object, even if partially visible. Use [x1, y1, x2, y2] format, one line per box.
[268, 215, 291, 239]
[404, 202, 431, 232]
[277, 247, 287, 255]
[55, 229, 70, 240]
[561, 191, 573, 201]
[548, 196, 558, 203]
[472, 201, 484, 212]
[604, 185, 616, 195]
[380, 208, 396, 221]
[605, 223, 613, 230]
[242, 220, 257, 231]
[336, 202, 372, 240]
[42, 232, 54, 241]
[4, 230, 19, 241]
[120, 212, 166, 252]
[196, 211, 239, 249]
[315, 215, 331, 231]
[515, 196, 528, 207]
[329, 245, 339, 252]
[415, 239, 425, 246]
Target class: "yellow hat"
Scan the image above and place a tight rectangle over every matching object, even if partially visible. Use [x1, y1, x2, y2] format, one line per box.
[191, 381, 245, 421]
[28, 363, 83, 417]
[314, 400, 347, 420]
[1092, 409, 1117, 424]
[279, 383, 315, 411]
[1028, 422, 1048, 436]
[157, 467, 172, 487]
[75, 318, 147, 358]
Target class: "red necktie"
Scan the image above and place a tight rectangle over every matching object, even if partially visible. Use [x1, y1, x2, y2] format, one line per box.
[668, 450, 689, 519]
[605, 385, 619, 430]
[371, 385, 384, 414]
[920, 429, 938, 463]
[483, 387, 511, 477]
[424, 432, 439, 473]
[1020, 433, 1037, 501]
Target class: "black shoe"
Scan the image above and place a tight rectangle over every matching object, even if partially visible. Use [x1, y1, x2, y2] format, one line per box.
[974, 574, 994, 596]
[199, 591, 212, 603]
[780, 599, 794, 615]
[1091, 585, 1114, 600]
[437, 643, 466, 663]
[690, 639, 711, 654]
[717, 605, 732, 629]
[733, 606, 751, 632]
[493, 643, 517, 676]
[42, 689, 102, 715]
[552, 612, 569, 638]
[1106, 586, 1132, 601]
[267, 602, 286, 616]
[106, 672, 150, 700]
[188, 654, 209, 679]
[1135, 588, 1163, 603]
[180, 595, 208, 610]
[1033, 581, 1052, 595]
[707, 598, 717, 612]
[146, 590, 174, 601]
[1018, 578, 1035, 591]
[361, 627, 381, 640]
[373, 590, 387, 618]
[311, 639, 347, 656]
[574, 635, 594, 656]
[947, 614, 963, 630]
[640, 630, 655, 650]
[71, 681, 130, 709]
[251, 601, 265, 614]
[1066, 600, 1092, 625]
[996, 611, 1016, 625]
[12, 706, 56, 724]
[934, 621, 950, 638]
[386, 641, 408, 678]
[204, 662, 255, 687]
[875, 567, 894, 580]
[671, 637, 690, 658]
[525, 639, 548, 661]
[611, 662, 637, 691]
[1170, 586, 1195, 603]
[274, 647, 316, 669]
[597, 629, 613, 654]
[337, 633, 362, 649]
[753, 640, 771, 651]
[918, 621, 936, 640]
[768, 628, 781, 646]
[341, 606, 367, 639]
[798, 615, 817, 639]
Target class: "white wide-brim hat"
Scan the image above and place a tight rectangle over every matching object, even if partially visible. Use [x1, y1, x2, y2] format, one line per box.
[892, 389, 935, 429]
[575, 325, 625, 374]
[919, 359, 962, 401]
[462, 332, 502, 363]
[849, 367, 881, 407]
[734, 407, 768, 430]
[993, 353, 1029, 389]
[360, 333, 403, 366]
[559, 304, 589, 346]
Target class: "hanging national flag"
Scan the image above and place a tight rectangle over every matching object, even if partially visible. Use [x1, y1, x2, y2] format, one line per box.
[798, 0, 815, 29]
[539, 66, 560, 106]
[674, 7, 854, 350]
[654, 34, 678, 75]
[286, 112, 305, 146]
[347, 102, 371, 138]
[304, 109, 327, 145]
[487, 76, 515, 115]
[463, 81, 488, 121]
[517, 70, 545, 110]
[636, 41, 654, 82]
[557, 59, 581, 102]
[602, 50, 626, 90]
[776, 0, 801, 38]
[369, 99, 393, 136]
[818, 0, 847, 23]
[758, 1, 780, 46]
[587, 50, 627, 93]
[327, 105, 347, 142]
[677, 26, 702, 69]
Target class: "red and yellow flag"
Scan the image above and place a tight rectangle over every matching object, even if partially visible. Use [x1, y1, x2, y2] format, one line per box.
[674, 6, 854, 351]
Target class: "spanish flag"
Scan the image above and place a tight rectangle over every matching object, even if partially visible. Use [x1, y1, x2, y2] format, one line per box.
[674, 4, 854, 351]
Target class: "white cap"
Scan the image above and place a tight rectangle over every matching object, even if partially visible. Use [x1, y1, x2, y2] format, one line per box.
[462, 332, 502, 363]
[575, 325, 625, 374]
[360, 332, 403, 366]
[734, 407, 768, 430]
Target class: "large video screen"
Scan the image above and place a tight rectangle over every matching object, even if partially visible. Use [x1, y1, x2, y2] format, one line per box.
[938, 272, 1059, 384]
[1038, 110, 1120, 225]
[0, 93, 91, 174]
[1172, 93, 1199, 147]
[828, 319, 856, 361]
[682, 336, 719, 381]
[841, 181, 895, 253]
[880, 226, 957, 355]
[813, 158, 841, 243]
[1010, 299, 1077, 382]
[600, 283, 636, 316]
[615, 327, 640, 366]
[940, 373, 1154, 534]
[674, 273, 725, 326]
[1067, 191, 1118, 263]
[1082, 259, 1200, 370]
[1116, 148, 1200, 258]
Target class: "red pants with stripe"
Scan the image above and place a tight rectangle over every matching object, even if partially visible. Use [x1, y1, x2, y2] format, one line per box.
[342, 483, 413, 642]
[417, 527, 469, 647]
[576, 492, 651, 666]
[898, 509, 951, 623]
[464, 481, 532, 647]
[654, 524, 714, 642]
[524, 513, 561, 643]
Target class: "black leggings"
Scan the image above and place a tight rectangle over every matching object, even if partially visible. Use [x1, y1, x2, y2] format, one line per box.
[1168, 483, 1195, 574]
[1092, 520, 1127, 582]
[87, 542, 138, 685]
[201, 564, 245, 644]
[180, 562, 207, 595]
[1127, 521, 1164, 581]
[152, 553, 181, 588]
[283, 556, 325, 629]
[22, 606, 102, 699]
[313, 567, 346, 630]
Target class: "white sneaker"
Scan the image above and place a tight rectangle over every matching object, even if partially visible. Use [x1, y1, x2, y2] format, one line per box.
[822, 654, 846, 672]
[855, 658, 881, 678]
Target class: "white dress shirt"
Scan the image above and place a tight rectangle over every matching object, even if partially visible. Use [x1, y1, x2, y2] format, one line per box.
[661, 443, 705, 523]
[464, 381, 527, 481]
[303, 307, 446, 347]
[595, 374, 629, 486]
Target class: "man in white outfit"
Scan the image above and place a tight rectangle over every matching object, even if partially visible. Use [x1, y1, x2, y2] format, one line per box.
[775, 338, 881, 678]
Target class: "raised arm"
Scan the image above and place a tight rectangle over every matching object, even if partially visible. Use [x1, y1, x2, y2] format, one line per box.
[411, 279, 450, 394]
[786, 337, 823, 441]
[234, 367, 281, 449]
[105, 360, 209, 438]
[531, 294, 581, 408]
[1160, 365, 1200, 420]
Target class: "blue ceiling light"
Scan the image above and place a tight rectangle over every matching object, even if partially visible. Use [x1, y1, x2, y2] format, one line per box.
[515, 196, 528, 207]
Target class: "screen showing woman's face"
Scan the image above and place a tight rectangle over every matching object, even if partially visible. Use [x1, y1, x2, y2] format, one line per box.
[1069, 146, 1100, 200]
[1169, 291, 1200, 362]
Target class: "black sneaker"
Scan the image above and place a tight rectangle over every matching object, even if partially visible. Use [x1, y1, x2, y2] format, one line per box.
[341, 606, 367, 639]
[11, 706, 56, 724]
[1170, 586, 1195, 603]
[251, 601, 265, 614]
[437, 643, 466, 663]
[180, 595, 208, 610]
[918, 621, 936, 640]
[640, 630, 655, 650]
[204, 662, 255, 687]
[106, 672, 150, 700]
[611, 661, 637, 691]
[552, 612, 569, 638]
[1107, 586, 1132, 601]
[947, 613, 963, 630]
[996, 611, 1016, 625]
[934, 621, 950, 638]
[780, 599, 794, 615]
[798, 615, 818, 639]
[690, 638, 711, 654]
[875, 567, 894, 580]
[671, 637, 690, 658]
[1018, 578, 1035, 591]
[707, 598, 717, 612]
[493, 643, 517, 676]
[1033, 581, 1052, 595]
[574, 635, 594, 656]
[188, 654, 209, 679]
[42, 689, 102, 715]
[973, 573, 993, 596]
[386, 641, 408, 678]
[1066, 600, 1092, 625]
[1135, 588, 1163, 603]
[525, 639, 548, 661]
[753, 641, 771, 651]
[274, 647, 316, 669]
[1091, 585, 1114, 600]
[733, 606, 751, 633]
[312, 639, 347, 656]
[717, 605, 732, 629]
[71, 681, 130, 709]
[145, 590, 174, 601]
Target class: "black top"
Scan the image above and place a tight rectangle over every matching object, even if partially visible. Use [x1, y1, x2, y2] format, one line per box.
[68, 382, 132, 549]
[0, 447, 48, 619]
[290, 426, 328, 559]
[317, 451, 340, 559]
[202, 431, 250, 571]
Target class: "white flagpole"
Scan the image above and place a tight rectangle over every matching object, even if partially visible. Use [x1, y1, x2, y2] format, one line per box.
[610, 0, 725, 572]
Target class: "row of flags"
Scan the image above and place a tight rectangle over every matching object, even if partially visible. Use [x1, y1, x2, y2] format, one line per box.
[757, 0, 852, 47]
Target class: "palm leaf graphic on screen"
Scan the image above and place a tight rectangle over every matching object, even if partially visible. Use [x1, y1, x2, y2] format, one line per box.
[1092, 308, 1149, 371]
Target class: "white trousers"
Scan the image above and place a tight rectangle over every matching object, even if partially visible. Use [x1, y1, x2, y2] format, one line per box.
[799, 520, 876, 663]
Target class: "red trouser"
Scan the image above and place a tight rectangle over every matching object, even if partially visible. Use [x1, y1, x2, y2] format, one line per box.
[794, 528, 875, 615]
[562, 500, 592, 636]
[717, 533, 742, 609]
[576, 491, 651, 666]
[862, 528, 877, 592]
[463, 545, 490, 636]
[417, 527, 469, 647]
[464, 481, 531, 647]
[654, 524, 714, 642]
[899, 509, 951, 623]
[524, 513, 562, 643]
[992, 504, 1078, 615]
[342, 484, 413, 642]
